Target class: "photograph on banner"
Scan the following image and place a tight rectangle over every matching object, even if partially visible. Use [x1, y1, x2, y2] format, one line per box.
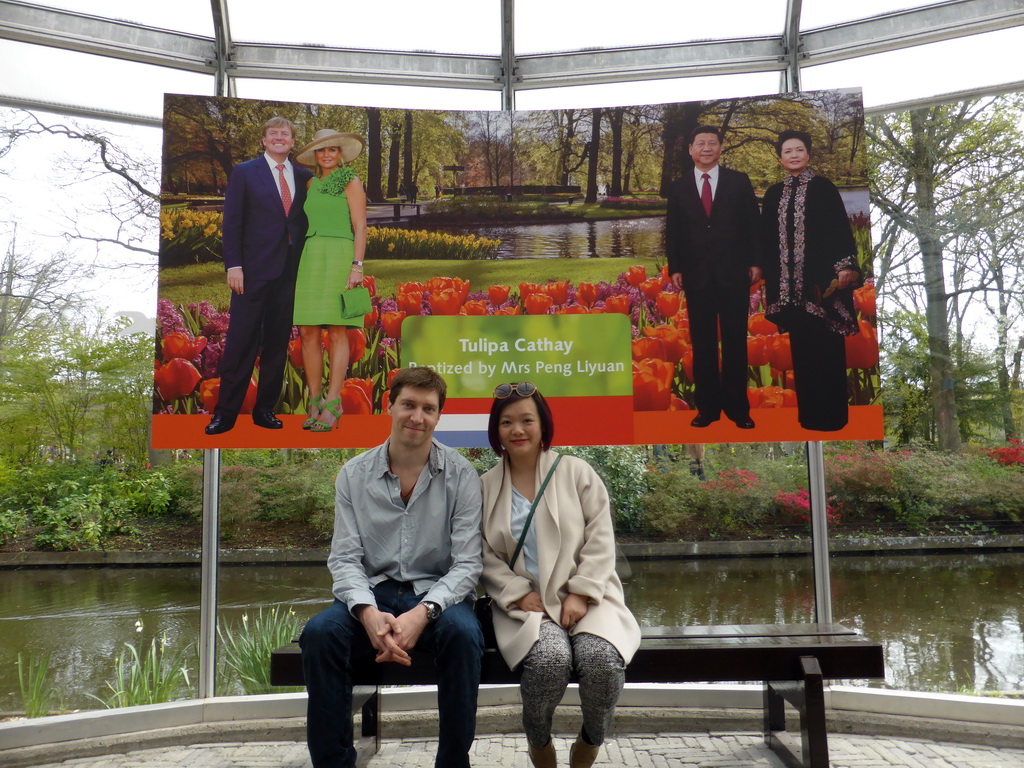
[153, 90, 880, 449]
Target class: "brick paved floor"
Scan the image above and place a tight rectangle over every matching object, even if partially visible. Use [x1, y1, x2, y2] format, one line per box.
[26, 733, 1024, 768]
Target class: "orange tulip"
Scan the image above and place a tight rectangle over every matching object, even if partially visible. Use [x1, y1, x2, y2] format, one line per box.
[640, 276, 664, 301]
[747, 387, 760, 409]
[287, 337, 303, 369]
[381, 311, 406, 339]
[543, 280, 570, 305]
[155, 358, 202, 400]
[162, 332, 207, 362]
[347, 328, 366, 362]
[397, 291, 424, 315]
[643, 324, 688, 364]
[748, 312, 779, 336]
[453, 276, 471, 303]
[426, 276, 452, 295]
[660, 265, 670, 283]
[495, 305, 522, 315]
[766, 334, 793, 371]
[632, 337, 666, 361]
[747, 336, 769, 367]
[525, 293, 554, 315]
[680, 348, 694, 381]
[556, 304, 588, 314]
[758, 385, 786, 408]
[783, 388, 798, 407]
[363, 306, 379, 330]
[381, 389, 391, 413]
[577, 282, 599, 308]
[655, 291, 680, 319]
[632, 358, 675, 411]
[340, 377, 374, 415]
[461, 299, 488, 316]
[362, 274, 377, 298]
[669, 396, 690, 411]
[603, 294, 631, 315]
[854, 284, 876, 317]
[626, 265, 647, 287]
[387, 368, 401, 388]
[488, 285, 511, 305]
[518, 282, 541, 302]
[428, 288, 462, 316]
[240, 377, 258, 414]
[199, 378, 220, 412]
[845, 320, 879, 369]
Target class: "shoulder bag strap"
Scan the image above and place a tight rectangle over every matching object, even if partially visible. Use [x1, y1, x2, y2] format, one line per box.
[509, 454, 563, 569]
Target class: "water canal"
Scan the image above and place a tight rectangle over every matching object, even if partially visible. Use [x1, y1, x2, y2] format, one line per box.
[1, 551, 1021, 712]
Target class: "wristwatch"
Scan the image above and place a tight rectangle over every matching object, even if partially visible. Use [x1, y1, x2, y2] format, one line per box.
[420, 601, 442, 622]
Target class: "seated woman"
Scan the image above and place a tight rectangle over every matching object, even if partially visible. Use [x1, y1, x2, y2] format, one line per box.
[480, 382, 641, 768]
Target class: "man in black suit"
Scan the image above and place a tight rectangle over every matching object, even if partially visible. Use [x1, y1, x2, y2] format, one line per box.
[206, 116, 313, 435]
[665, 125, 762, 429]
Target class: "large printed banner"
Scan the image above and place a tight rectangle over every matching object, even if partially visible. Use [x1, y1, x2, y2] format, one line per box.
[153, 91, 881, 449]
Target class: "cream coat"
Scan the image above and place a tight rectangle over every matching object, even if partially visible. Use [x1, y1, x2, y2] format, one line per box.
[481, 450, 641, 669]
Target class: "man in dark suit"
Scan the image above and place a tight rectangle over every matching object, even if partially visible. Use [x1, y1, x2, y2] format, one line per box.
[666, 125, 762, 430]
[206, 116, 313, 435]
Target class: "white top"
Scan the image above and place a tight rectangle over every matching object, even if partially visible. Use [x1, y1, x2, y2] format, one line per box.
[692, 164, 720, 199]
[510, 485, 539, 583]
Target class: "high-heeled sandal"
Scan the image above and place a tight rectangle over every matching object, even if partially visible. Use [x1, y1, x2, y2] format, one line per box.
[310, 397, 342, 432]
[302, 395, 326, 430]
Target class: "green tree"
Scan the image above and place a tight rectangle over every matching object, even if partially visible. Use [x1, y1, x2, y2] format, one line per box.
[868, 98, 1024, 449]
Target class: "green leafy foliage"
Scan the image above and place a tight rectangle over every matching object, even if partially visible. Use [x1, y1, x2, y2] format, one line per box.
[91, 633, 193, 708]
[17, 652, 60, 718]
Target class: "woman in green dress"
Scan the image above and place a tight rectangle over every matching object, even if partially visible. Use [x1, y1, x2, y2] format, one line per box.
[293, 129, 367, 431]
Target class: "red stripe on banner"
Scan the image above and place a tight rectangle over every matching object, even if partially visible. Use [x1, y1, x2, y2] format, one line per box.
[632, 405, 883, 445]
[151, 414, 391, 450]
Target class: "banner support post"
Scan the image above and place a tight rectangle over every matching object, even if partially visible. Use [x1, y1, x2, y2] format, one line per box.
[806, 440, 833, 624]
[198, 448, 220, 699]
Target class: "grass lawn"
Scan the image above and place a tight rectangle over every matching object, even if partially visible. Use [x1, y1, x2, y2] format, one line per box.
[158, 257, 662, 309]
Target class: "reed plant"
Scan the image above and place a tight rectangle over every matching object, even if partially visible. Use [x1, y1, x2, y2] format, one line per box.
[218, 605, 303, 695]
[92, 634, 193, 708]
[17, 652, 58, 718]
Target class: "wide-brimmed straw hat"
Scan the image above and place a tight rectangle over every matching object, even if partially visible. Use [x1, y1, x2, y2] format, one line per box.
[295, 129, 364, 166]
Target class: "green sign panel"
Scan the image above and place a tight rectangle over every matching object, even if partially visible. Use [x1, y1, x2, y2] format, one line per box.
[402, 314, 632, 398]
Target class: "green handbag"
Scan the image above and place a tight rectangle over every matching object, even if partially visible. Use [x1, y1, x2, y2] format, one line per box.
[339, 286, 372, 318]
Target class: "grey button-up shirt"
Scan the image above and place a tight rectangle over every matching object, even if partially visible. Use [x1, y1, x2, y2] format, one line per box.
[328, 439, 483, 614]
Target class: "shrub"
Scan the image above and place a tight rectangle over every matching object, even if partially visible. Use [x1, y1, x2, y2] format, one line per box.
[92, 632, 193, 708]
[987, 437, 1024, 467]
[640, 470, 704, 538]
[558, 446, 649, 530]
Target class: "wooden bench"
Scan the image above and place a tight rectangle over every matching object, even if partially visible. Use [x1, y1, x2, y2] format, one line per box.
[270, 622, 883, 768]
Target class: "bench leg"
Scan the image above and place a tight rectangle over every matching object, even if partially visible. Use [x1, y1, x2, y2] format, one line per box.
[764, 656, 829, 768]
[354, 685, 381, 767]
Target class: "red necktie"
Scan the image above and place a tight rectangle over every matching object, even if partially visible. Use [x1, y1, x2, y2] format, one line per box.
[277, 164, 292, 216]
[701, 173, 712, 218]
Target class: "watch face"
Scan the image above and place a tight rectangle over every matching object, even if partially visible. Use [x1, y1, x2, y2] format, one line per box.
[425, 602, 441, 620]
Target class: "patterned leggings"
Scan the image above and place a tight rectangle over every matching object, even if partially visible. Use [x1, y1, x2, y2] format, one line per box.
[520, 621, 626, 748]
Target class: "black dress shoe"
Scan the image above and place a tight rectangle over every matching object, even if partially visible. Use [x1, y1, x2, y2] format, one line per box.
[252, 410, 283, 429]
[205, 414, 236, 435]
[732, 416, 756, 429]
[690, 412, 720, 428]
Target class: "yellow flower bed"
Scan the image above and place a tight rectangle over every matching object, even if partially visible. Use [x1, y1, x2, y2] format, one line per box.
[367, 227, 501, 261]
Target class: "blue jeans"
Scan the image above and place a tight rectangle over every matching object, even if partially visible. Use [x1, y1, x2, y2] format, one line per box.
[300, 580, 483, 768]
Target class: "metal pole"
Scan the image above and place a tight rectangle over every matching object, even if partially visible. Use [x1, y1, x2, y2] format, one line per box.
[198, 448, 220, 698]
[806, 441, 833, 624]
[501, 0, 515, 112]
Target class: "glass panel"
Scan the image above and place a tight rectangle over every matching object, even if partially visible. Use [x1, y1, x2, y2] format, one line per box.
[516, 0, 789, 54]
[513, 72, 780, 111]
[800, 27, 1024, 109]
[228, 0, 500, 55]
[0, 40, 213, 120]
[801, 0, 945, 29]
[234, 79, 503, 111]
[29, 0, 214, 35]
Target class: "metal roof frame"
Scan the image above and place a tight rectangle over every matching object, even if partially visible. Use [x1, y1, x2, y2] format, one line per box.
[2, 0, 1023, 124]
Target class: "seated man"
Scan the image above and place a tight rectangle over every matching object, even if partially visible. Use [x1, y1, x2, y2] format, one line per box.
[300, 366, 484, 768]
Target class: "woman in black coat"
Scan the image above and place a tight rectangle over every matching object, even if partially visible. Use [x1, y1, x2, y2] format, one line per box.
[760, 130, 860, 431]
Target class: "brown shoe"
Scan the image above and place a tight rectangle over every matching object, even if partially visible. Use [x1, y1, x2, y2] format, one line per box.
[528, 739, 557, 768]
[569, 734, 600, 768]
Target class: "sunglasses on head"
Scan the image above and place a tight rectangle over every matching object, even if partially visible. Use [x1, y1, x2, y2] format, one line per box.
[493, 381, 538, 399]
